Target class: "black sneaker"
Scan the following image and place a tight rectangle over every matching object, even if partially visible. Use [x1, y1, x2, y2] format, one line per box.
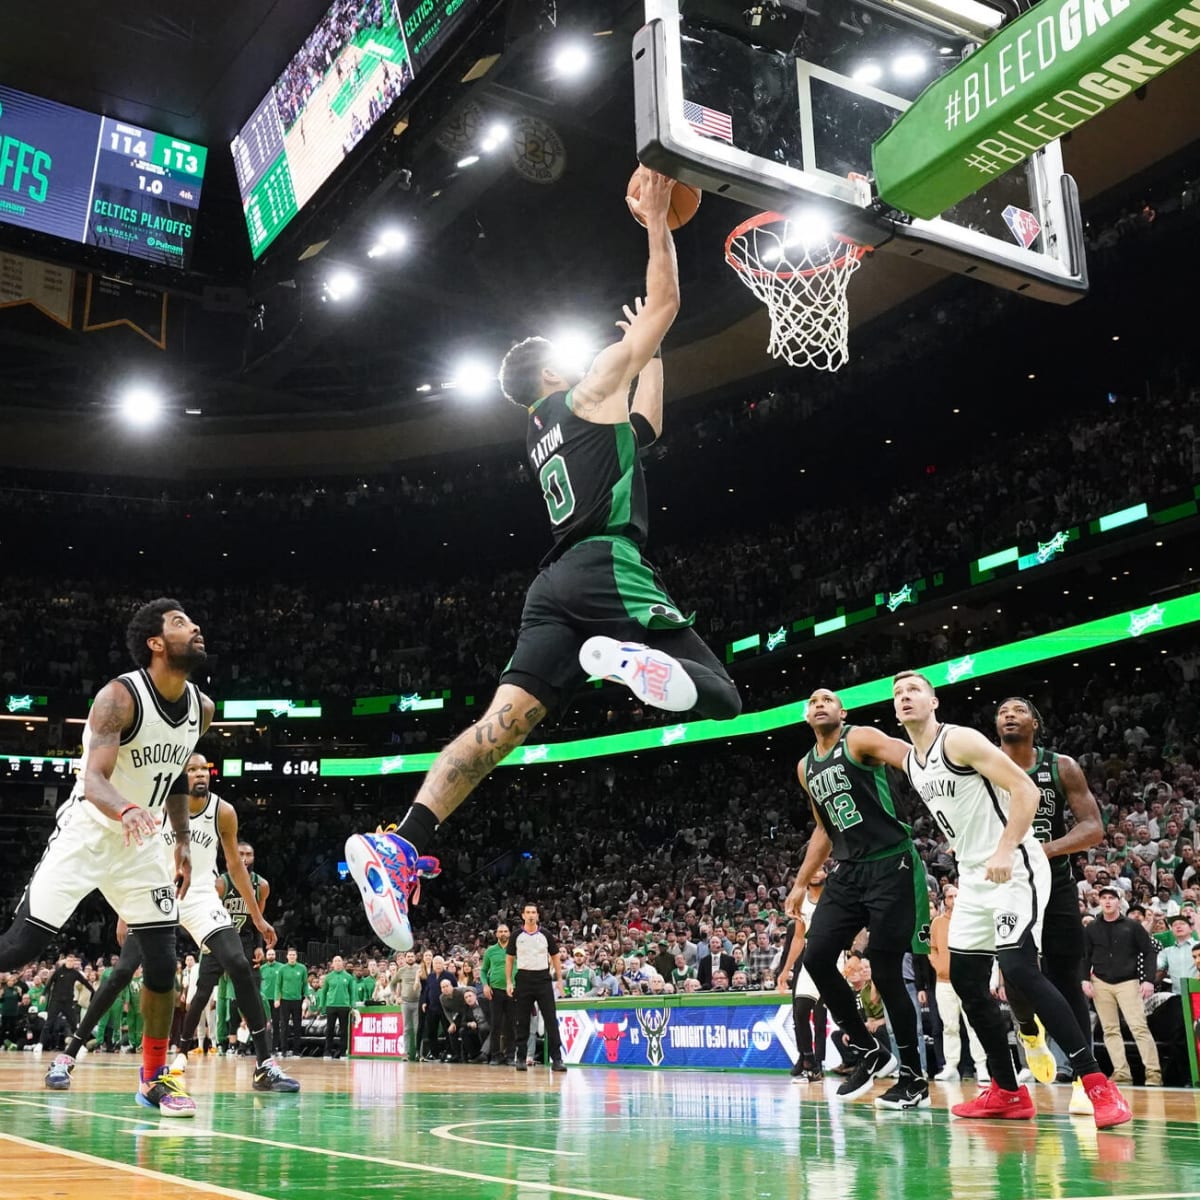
[253, 1058, 301, 1093]
[835, 1040, 898, 1101]
[550, 1061, 567, 1073]
[874, 1070, 931, 1110]
[515, 1061, 527, 1072]
[790, 1059, 807, 1078]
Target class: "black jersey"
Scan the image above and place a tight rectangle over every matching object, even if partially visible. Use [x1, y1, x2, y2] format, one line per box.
[803, 725, 911, 862]
[1027, 747, 1072, 885]
[219, 870, 264, 946]
[526, 389, 647, 566]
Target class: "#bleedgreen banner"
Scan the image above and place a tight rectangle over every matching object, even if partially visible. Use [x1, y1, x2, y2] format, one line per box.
[872, 0, 1200, 219]
[319, 592, 1199, 777]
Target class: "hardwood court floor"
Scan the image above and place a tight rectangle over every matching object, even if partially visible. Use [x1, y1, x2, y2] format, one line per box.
[1, 1054, 1197, 1200]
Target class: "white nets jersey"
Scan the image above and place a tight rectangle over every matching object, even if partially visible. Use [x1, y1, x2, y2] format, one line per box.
[72, 669, 202, 828]
[905, 724, 1041, 870]
[161, 790, 221, 882]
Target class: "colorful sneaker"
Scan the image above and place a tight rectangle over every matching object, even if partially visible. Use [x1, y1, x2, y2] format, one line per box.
[951, 1081, 1035, 1120]
[1069, 1077, 1095, 1116]
[579, 637, 698, 713]
[874, 1069, 931, 1110]
[44, 1054, 74, 1090]
[253, 1058, 301, 1093]
[1018, 1018, 1056, 1084]
[136, 1066, 197, 1117]
[1082, 1073, 1132, 1130]
[345, 828, 441, 952]
[835, 1039, 898, 1101]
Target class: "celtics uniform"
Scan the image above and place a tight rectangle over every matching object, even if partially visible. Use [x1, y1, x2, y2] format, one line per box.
[564, 966, 596, 998]
[220, 870, 266, 956]
[802, 725, 930, 955]
[1025, 748, 1084, 951]
[499, 388, 734, 716]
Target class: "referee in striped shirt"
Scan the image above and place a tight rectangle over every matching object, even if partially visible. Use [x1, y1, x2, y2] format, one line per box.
[506, 902, 567, 1072]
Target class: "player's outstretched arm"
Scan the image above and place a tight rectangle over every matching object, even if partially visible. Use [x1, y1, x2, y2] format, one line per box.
[1044, 754, 1103, 861]
[199, 692, 215, 735]
[217, 800, 276, 947]
[847, 725, 911, 770]
[571, 171, 679, 422]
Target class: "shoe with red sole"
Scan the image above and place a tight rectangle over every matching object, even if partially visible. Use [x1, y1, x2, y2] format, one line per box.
[1082, 1073, 1133, 1130]
[951, 1081, 1036, 1120]
[345, 829, 440, 951]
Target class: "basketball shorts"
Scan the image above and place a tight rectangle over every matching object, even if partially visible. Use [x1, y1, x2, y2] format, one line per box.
[949, 844, 1051, 955]
[806, 845, 930, 956]
[23, 798, 178, 932]
[1039, 868, 1086, 959]
[500, 535, 700, 715]
[177, 883, 233, 949]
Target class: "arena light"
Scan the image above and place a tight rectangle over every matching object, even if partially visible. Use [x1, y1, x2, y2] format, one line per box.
[549, 329, 595, 376]
[552, 42, 591, 78]
[451, 358, 497, 398]
[456, 154, 480, 169]
[323, 269, 359, 302]
[480, 122, 510, 153]
[784, 209, 834, 249]
[367, 227, 408, 259]
[892, 53, 928, 77]
[851, 62, 884, 84]
[119, 385, 163, 428]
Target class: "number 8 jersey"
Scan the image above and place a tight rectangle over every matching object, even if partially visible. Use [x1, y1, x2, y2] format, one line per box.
[71, 668, 203, 829]
[802, 725, 912, 861]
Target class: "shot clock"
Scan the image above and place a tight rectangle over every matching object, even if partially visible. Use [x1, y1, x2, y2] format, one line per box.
[0, 84, 207, 268]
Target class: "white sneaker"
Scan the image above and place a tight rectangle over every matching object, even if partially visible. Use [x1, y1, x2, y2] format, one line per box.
[579, 637, 698, 712]
[934, 1066, 960, 1081]
[1017, 1067, 1035, 1085]
[171, 1053, 188, 1075]
[31, 1044, 43, 1055]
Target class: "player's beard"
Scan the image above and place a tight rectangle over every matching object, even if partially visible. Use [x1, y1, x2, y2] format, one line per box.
[167, 641, 208, 674]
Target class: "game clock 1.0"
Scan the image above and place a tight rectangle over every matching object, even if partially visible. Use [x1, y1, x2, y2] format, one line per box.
[0, 84, 207, 268]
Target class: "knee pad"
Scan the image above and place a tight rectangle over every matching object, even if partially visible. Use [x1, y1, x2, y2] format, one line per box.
[137, 925, 178, 993]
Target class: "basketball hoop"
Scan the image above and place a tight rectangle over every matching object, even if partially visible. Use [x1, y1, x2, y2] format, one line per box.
[724, 210, 872, 373]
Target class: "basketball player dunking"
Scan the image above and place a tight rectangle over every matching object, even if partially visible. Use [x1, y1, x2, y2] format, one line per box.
[52, 756, 298, 1093]
[784, 687, 932, 1110]
[346, 169, 740, 951]
[894, 671, 1131, 1128]
[0, 599, 208, 1116]
[996, 697, 1103, 1116]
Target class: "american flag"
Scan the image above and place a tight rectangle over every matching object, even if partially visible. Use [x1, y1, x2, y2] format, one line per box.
[683, 99, 733, 143]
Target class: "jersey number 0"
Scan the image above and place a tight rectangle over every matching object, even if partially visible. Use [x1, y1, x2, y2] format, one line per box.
[539, 455, 576, 525]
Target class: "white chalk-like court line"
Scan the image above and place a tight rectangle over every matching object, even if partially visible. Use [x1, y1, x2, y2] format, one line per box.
[430, 1115, 615, 1156]
[0, 1095, 650, 1200]
[0, 1129, 271, 1200]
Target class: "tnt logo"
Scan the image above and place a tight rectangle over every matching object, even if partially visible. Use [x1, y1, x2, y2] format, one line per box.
[632, 655, 673, 704]
[751, 1021, 773, 1052]
[1002, 205, 1041, 250]
[996, 911, 1019, 940]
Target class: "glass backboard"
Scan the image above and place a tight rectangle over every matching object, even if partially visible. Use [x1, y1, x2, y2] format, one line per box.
[634, 0, 1087, 302]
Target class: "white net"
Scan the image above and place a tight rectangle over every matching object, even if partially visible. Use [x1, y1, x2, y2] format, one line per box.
[725, 214, 868, 373]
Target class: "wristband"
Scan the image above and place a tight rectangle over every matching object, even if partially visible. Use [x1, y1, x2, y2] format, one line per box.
[119, 804, 138, 819]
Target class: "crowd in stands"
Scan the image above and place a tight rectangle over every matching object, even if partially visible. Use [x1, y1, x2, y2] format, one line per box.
[1, 383, 1195, 706]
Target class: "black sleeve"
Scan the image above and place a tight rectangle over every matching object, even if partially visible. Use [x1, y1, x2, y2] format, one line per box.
[544, 930, 560, 957]
[1135, 925, 1157, 983]
[506, 936, 518, 957]
[75, 969, 95, 995]
[630, 411, 658, 448]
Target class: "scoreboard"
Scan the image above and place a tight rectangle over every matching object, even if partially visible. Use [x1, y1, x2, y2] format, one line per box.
[0, 85, 206, 268]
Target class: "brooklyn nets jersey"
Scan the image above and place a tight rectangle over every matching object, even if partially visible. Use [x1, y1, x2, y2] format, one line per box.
[906, 724, 1041, 870]
[160, 791, 221, 884]
[72, 669, 202, 829]
[526, 389, 647, 565]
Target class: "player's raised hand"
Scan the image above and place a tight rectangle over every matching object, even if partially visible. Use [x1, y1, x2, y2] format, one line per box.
[121, 803, 159, 847]
[616, 296, 646, 332]
[784, 883, 807, 919]
[625, 168, 675, 226]
[256, 917, 278, 949]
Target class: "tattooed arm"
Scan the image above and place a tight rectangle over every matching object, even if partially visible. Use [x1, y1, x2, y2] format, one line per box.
[82, 681, 160, 846]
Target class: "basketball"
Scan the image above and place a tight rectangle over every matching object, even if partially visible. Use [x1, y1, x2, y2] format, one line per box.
[627, 168, 702, 231]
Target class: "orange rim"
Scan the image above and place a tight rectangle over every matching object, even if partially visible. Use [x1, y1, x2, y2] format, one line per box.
[724, 211, 872, 282]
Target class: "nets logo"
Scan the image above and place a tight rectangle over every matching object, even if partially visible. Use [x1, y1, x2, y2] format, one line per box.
[996, 911, 1019, 940]
[151, 886, 175, 915]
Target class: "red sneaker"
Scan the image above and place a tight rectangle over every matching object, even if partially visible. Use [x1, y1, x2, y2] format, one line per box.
[1082, 1073, 1133, 1130]
[951, 1081, 1035, 1120]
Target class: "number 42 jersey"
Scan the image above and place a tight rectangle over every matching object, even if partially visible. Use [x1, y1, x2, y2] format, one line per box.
[802, 725, 912, 862]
